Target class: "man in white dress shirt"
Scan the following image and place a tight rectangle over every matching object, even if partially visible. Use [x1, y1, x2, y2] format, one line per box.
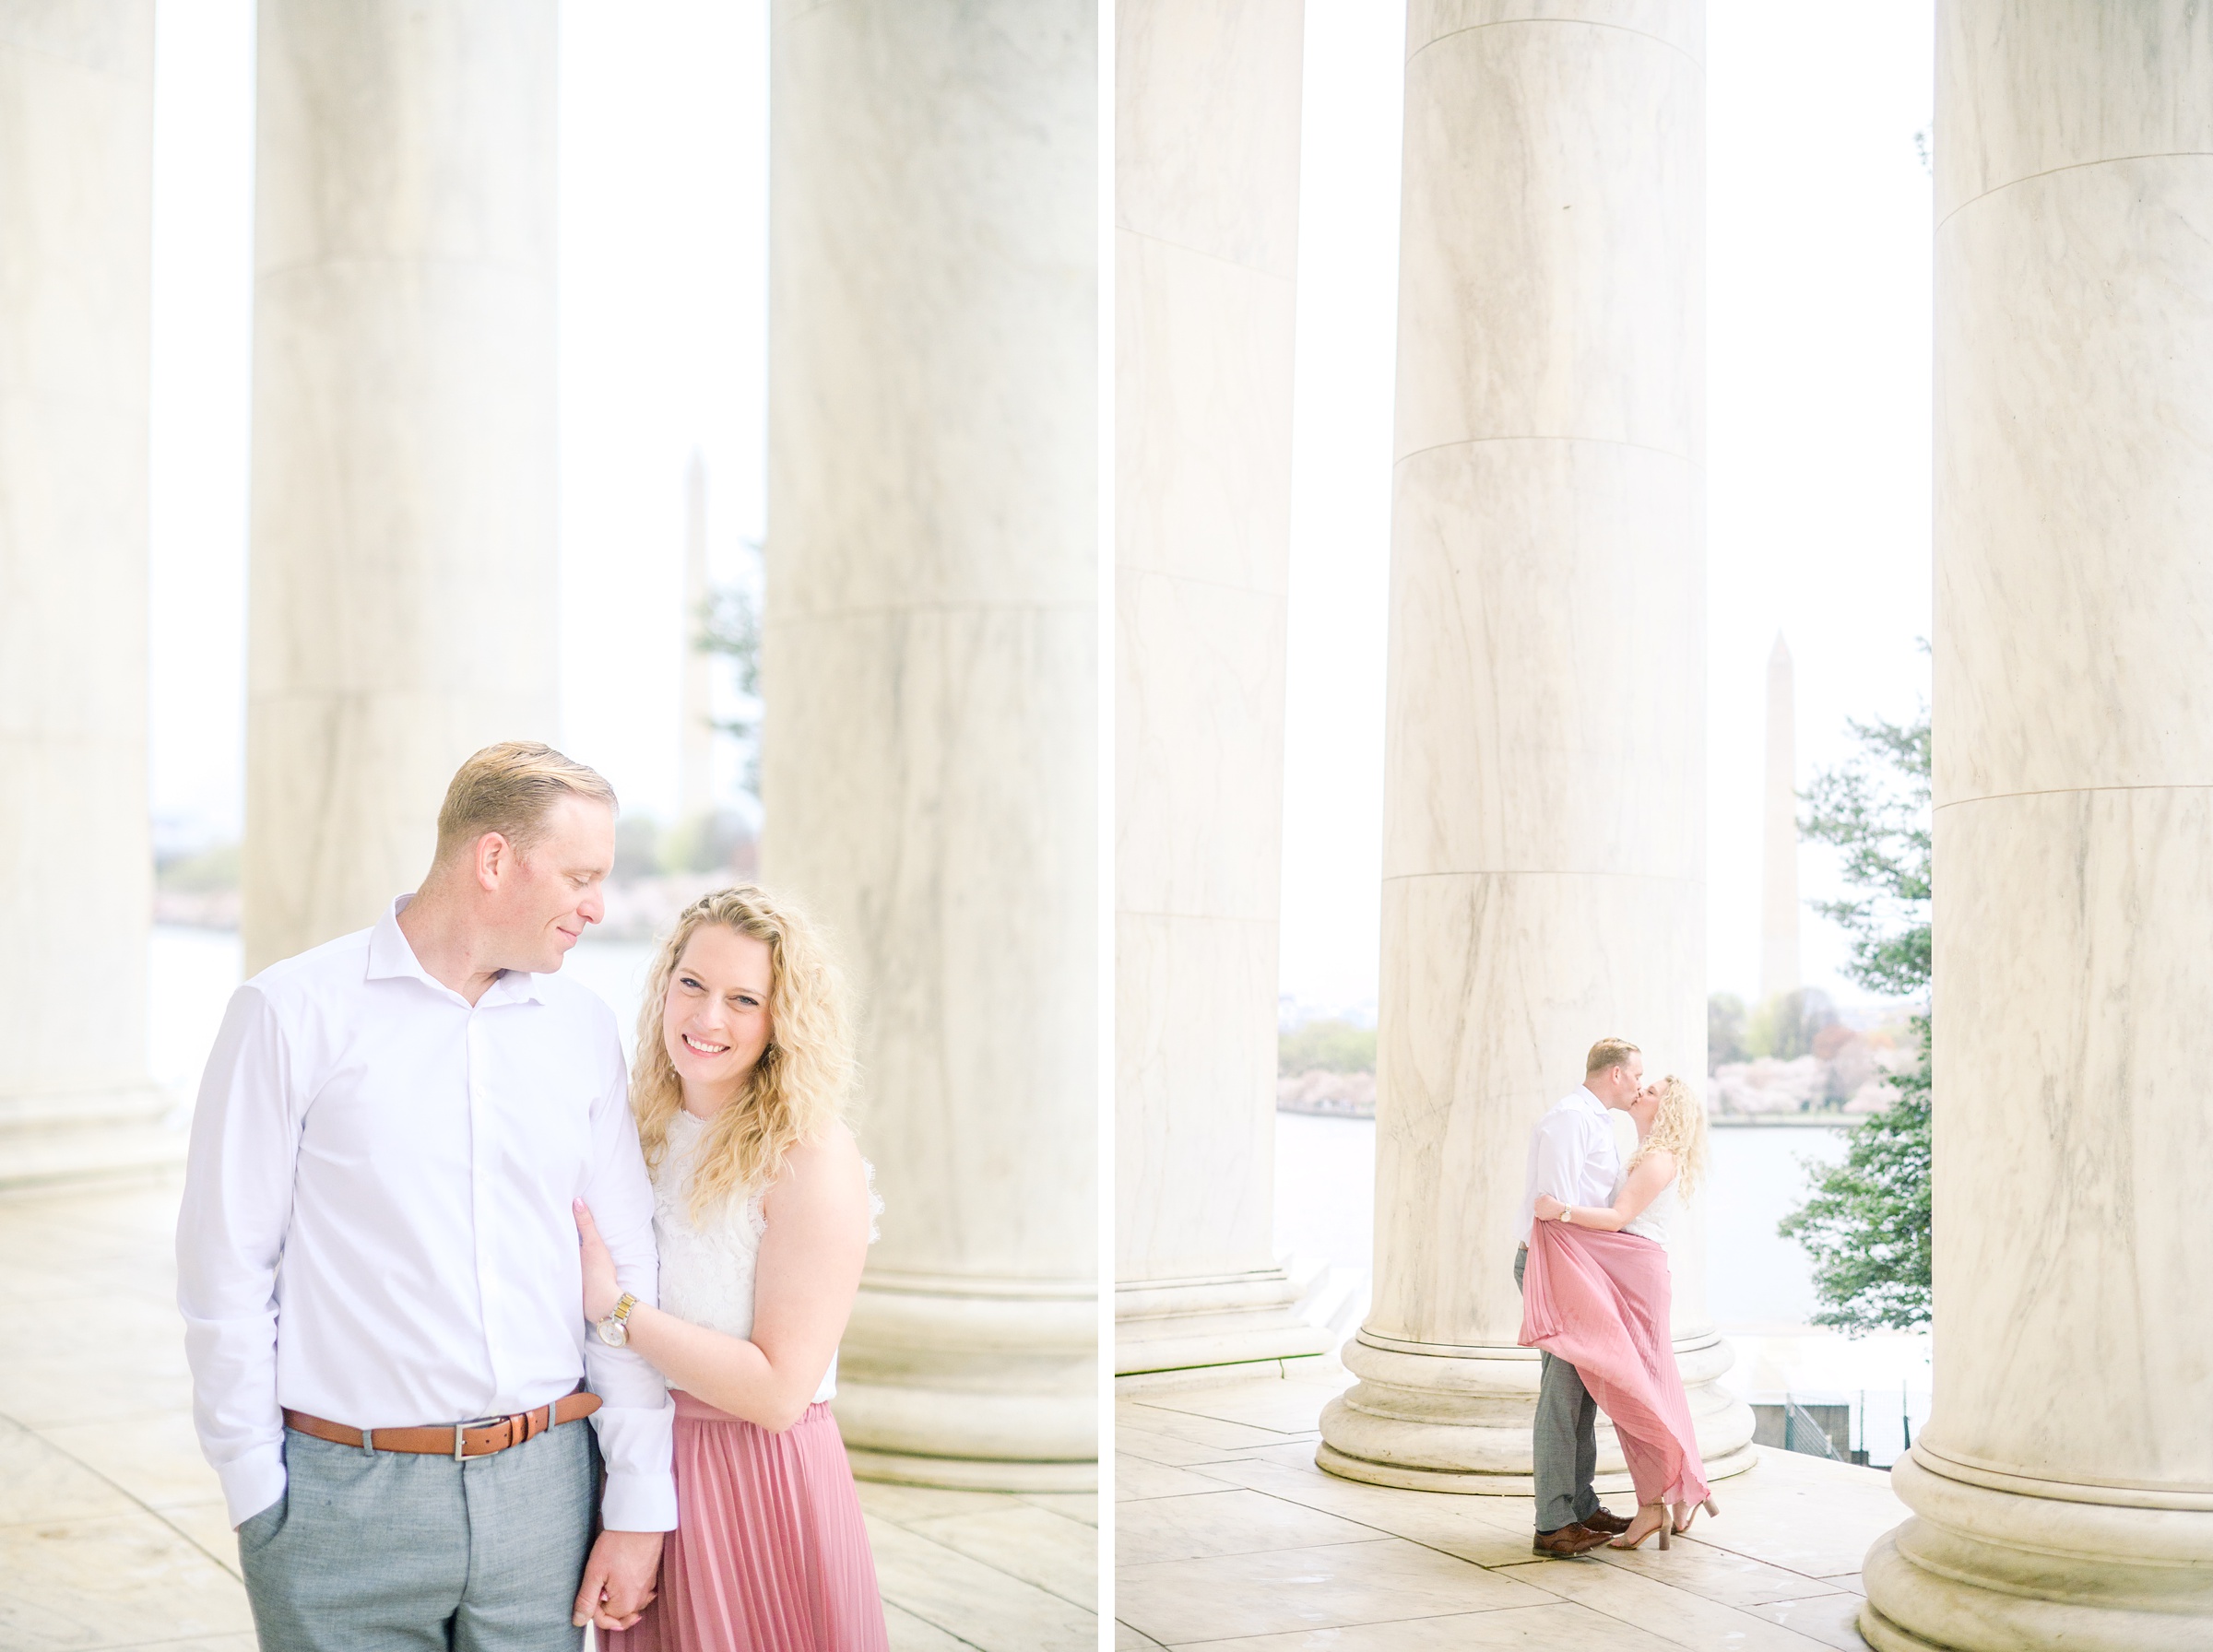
[1515, 1036, 1644, 1556]
[178, 743, 675, 1648]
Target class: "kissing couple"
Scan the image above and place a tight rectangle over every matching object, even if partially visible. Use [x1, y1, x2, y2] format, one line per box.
[178, 742, 890, 1649]
[1516, 1037, 1721, 1557]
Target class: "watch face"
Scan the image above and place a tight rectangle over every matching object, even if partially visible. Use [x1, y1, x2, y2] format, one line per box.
[597, 1317, 627, 1348]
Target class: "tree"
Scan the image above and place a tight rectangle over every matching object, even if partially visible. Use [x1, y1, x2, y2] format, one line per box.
[696, 544, 763, 800]
[1708, 993, 1748, 1069]
[1278, 1018, 1378, 1077]
[1776, 709, 1933, 1331]
[1746, 985, 1840, 1063]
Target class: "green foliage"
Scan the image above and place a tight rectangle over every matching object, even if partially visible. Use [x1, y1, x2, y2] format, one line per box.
[614, 811, 753, 879]
[1797, 714, 1931, 998]
[158, 843, 241, 892]
[696, 544, 763, 798]
[1781, 704, 1934, 1331]
[664, 809, 753, 875]
[613, 815, 665, 881]
[1779, 1017, 1932, 1331]
[1708, 993, 1747, 1069]
[1745, 986, 1840, 1062]
[1278, 1019, 1377, 1077]
[697, 584, 760, 700]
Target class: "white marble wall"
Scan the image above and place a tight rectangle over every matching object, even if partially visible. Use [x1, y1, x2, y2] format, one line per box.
[0, 5, 163, 1150]
[1113, 0, 1330, 1383]
[1317, 0, 1754, 1491]
[763, 0, 1096, 1489]
[1862, 5, 2213, 1646]
[243, 1, 560, 972]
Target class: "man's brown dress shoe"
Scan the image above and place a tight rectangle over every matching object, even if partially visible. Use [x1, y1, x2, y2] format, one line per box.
[1531, 1523, 1612, 1557]
[1580, 1506, 1631, 1535]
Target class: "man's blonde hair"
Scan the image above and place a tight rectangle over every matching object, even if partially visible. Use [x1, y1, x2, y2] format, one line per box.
[1585, 1036, 1641, 1077]
[435, 741, 618, 865]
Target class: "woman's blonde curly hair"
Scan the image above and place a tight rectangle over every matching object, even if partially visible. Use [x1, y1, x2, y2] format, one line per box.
[632, 884, 855, 1221]
[1627, 1073, 1708, 1198]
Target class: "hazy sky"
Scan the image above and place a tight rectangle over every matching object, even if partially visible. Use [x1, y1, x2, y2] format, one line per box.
[145, 2, 1934, 1012]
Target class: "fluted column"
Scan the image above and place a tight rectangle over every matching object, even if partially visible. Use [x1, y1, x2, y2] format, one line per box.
[244, 1, 559, 971]
[0, 5, 166, 1186]
[1317, 1, 1752, 1492]
[1112, 1, 1329, 1384]
[763, 0, 1096, 1490]
[1862, 6, 2213, 1646]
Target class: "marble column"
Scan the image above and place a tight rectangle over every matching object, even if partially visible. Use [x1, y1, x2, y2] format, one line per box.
[1316, 0, 1753, 1492]
[243, 1, 559, 972]
[1112, 1, 1330, 1385]
[763, 0, 1096, 1490]
[0, 5, 169, 1187]
[1862, 6, 2213, 1646]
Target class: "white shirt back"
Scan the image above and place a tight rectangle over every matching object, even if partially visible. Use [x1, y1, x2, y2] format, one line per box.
[1517, 1085, 1622, 1239]
[176, 897, 675, 1530]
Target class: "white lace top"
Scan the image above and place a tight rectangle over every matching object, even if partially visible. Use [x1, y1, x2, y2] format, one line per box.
[653, 1110, 880, 1405]
[1617, 1158, 1679, 1245]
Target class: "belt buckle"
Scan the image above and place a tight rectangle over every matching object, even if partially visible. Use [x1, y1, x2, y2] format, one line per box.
[454, 1422, 469, 1461]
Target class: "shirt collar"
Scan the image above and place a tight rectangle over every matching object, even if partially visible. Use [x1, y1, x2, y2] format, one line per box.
[1572, 1084, 1610, 1117]
[366, 894, 548, 1007]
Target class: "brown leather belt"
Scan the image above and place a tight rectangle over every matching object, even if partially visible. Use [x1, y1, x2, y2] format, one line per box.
[283, 1391, 601, 1460]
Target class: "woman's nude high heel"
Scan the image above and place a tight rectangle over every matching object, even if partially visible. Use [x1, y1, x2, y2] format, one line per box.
[1672, 1495, 1720, 1536]
[1609, 1503, 1673, 1551]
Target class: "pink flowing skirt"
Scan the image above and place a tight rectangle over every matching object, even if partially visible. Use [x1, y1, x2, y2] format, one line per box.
[1518, 1220, 1710, 1508]
[606, 1392, 888, 1652]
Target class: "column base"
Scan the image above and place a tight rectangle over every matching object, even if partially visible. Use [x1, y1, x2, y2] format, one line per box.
[1315, 1325, 1757, 1493]
[842, 1444, 1095, 1493]
[1115, 1268, 1335, 1383]
[1860, 1443, 2213, 1651]
[832, 1271, 1095, 1492]
[0, 1085, 182, 1194]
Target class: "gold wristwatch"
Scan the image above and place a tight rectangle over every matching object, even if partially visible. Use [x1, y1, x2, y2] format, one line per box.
[596, 1292, 638, 1347]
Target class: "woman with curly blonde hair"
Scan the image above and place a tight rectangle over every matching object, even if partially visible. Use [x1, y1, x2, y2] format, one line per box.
[1527, 1074, 1720, 1552]
[574, 886, 886, 1651]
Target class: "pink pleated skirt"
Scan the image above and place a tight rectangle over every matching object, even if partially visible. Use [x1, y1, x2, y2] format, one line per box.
[606, 1391, 888, 1652]
[1519, 1220, 1710, 1508]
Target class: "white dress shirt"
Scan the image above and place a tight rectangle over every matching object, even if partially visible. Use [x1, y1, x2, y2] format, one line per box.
[176, 897, 676, 1531]
[1517, 1084, 1623, 1240]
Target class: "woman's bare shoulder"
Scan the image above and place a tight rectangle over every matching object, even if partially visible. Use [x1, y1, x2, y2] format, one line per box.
[788, 1119, 861, 1169]
[765, 1123, 868, 1212]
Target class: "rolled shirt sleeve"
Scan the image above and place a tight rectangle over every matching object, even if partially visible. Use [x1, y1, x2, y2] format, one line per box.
[579, 1059, 677, 1531]
[176, 986, 300, 1528]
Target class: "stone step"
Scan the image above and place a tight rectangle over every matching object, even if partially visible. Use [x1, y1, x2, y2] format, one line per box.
[0, 1092, 190, 1195]
[1281, 1252, 1369, 1347]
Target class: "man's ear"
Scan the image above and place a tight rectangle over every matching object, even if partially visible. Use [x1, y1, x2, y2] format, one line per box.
[475, 832, 513, 891]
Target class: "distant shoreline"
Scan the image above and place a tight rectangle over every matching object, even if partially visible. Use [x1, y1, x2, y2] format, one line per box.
[1709, 1114, 1864, 1128]
[1276, 1097, 1375, 1120]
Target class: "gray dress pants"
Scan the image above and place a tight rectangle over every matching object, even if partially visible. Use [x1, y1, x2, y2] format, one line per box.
[1515, 1244, 1601, 1533]
[238, 1419, 598, 1652]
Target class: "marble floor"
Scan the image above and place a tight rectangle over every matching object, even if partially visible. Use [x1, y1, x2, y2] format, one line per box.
[0, 1174, 1095, 1652]
[1117, 1363, 1904, 1650]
